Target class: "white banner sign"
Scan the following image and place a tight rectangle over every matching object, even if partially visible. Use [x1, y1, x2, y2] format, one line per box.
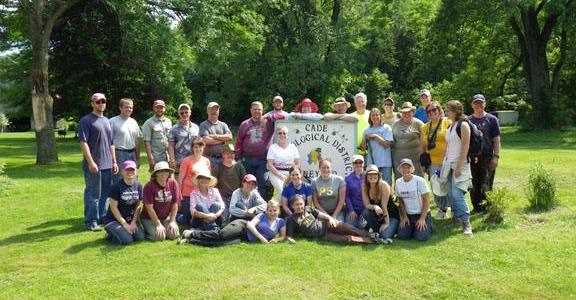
[276, 120, 357, 181]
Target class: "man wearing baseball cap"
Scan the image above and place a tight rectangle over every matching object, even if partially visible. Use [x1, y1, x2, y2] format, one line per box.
[264, 95, 290, 120]
[79, 92, 117, 231]
[141, 99, 173, 172]
[414, 89, 432, 123]
[344, 155, 366, 228]
[468, 93, 501, 213]
[199, 101, 233, 165]
[168, 103, 199, 172]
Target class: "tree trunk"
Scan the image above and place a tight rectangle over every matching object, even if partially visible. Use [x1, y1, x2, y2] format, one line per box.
[30, 7, 59, 164]
[510, 4, 557, 129]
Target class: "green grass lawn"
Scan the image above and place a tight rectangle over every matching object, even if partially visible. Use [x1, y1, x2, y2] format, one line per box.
[0, 128, 575, 299]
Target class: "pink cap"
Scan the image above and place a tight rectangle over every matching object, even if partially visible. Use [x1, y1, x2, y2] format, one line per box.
[243, 174, 257, 183]
[121, 160, 137, 170]
[153, 100, 165, 107]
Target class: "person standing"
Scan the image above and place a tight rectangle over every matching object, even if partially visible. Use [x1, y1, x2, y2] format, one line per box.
[199, 102, 233, 166]
[351, 92, 370, 154]
[323, 97, 358, 122]
[414, 89, 432, 123]
[361, 108, 394, 185]
[109, 98, 141, 184]
[142, 99, 172, 172]
[392, 102, 424, 177]
[381, 97, 399, 127]
[444, 100, 473, 235]
[468, 94, 501, 213]
[79, 93, 118, 231]
[421, 101, 451, 219]
[168, 103, 199, 174]
[236, 101, 276, 195]
[264, 95, 290, 120]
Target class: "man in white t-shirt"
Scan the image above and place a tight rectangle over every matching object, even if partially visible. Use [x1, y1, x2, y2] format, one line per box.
[109, 98, 142, 183]
[395, 158, 432, 241]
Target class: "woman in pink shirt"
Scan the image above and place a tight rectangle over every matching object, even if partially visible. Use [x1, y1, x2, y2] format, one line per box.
[190, 171, 225, 230]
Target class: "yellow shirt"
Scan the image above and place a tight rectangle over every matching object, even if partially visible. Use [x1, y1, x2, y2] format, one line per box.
[421, 118, 451, 165]
[351, 110, 370, 154]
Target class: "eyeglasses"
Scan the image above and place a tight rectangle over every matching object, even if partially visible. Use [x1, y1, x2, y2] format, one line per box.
[353, 161, 363, 165]
[277, 132, 287, 135]
[94, 99, 107, 105]
[426, 107, 438, 114]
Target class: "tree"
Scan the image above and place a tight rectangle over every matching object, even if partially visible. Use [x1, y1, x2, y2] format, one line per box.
[508, 0, 574, 128]
[16, 0, 78, 164]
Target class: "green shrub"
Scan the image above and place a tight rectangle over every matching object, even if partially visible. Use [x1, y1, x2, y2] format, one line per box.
[484, 187, 512, 224]
[527, 163, 558, 211]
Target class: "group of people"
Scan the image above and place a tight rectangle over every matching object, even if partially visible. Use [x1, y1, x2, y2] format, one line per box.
[78, 90, 500, 246]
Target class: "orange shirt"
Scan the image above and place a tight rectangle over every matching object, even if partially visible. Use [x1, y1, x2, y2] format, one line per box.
[178, 156, 211, 197]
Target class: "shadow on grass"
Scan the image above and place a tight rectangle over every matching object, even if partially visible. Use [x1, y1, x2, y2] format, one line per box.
[0, 217, 85, 247]
[6, 161, 82, 179]
[64, 238, 126, 255]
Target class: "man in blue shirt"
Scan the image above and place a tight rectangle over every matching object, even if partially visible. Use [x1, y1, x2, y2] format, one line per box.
[79, 93, 117, 231]
[414, 89, 432, 123]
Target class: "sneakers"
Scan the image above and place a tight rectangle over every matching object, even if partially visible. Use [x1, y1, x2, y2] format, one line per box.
[182, 229, 193, 239]
[368, 229, 380, 242]
[376, 237, 393, 244]
[88, 224, 103, 231]
[462, 221, 473, 236]
[435, 209, 447, 220]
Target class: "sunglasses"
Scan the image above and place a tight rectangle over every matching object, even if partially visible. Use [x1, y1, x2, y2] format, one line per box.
[94, 99, 107, 105]
[179, 111, 190, 115]
[384, 103, 394, 107]
[353, 161, 363, 165]
[277, 132, 287, 135]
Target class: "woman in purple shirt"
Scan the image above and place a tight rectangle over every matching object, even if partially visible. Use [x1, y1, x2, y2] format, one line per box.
[246, 200, 288, 243]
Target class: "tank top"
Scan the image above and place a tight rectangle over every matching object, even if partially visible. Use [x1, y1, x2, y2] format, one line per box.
[445, 123, 462, 162]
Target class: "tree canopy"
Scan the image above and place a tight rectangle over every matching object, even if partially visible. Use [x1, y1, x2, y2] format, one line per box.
[1, 0, 575, 132]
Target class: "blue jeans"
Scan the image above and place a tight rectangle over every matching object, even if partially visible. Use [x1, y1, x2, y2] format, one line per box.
[430, 165, 449, 211]
[397, 213, 432, 241]
[362, 208, 399, 239]
[104, 221, 144, 245]
[113, 149, 136, 184]
[191, 203, 223, 230]
[447, 170, 470, 222]
[242, 157, 267, 195]
[379, 167, 393, 186]
[176, 197, 191, 225]
[82, 163, 112, 229]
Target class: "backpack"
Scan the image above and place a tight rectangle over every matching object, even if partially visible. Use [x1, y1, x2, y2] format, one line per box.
[456, 119, 490, 162]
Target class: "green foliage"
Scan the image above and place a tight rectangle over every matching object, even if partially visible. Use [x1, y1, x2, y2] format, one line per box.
[527, 163, 558, 211]
[484, 187, 513, 225]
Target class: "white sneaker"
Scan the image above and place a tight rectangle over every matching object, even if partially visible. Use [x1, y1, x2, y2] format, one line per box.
[182, 229, 193, 239]
[435, 210, 447, 220]
[462, 221, 473, 236]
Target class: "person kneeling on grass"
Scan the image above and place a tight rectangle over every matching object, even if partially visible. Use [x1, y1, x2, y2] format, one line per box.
[142, 161, 181, 241]
[103, 160, 144, 245]
[229, 174, 267, 221]
[246, 200, 288, 244]
[395, 158, 433, 241]
[286, 195, 376, 244]
[361, 164, 399, 244]
[190, 171, 225, 230]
